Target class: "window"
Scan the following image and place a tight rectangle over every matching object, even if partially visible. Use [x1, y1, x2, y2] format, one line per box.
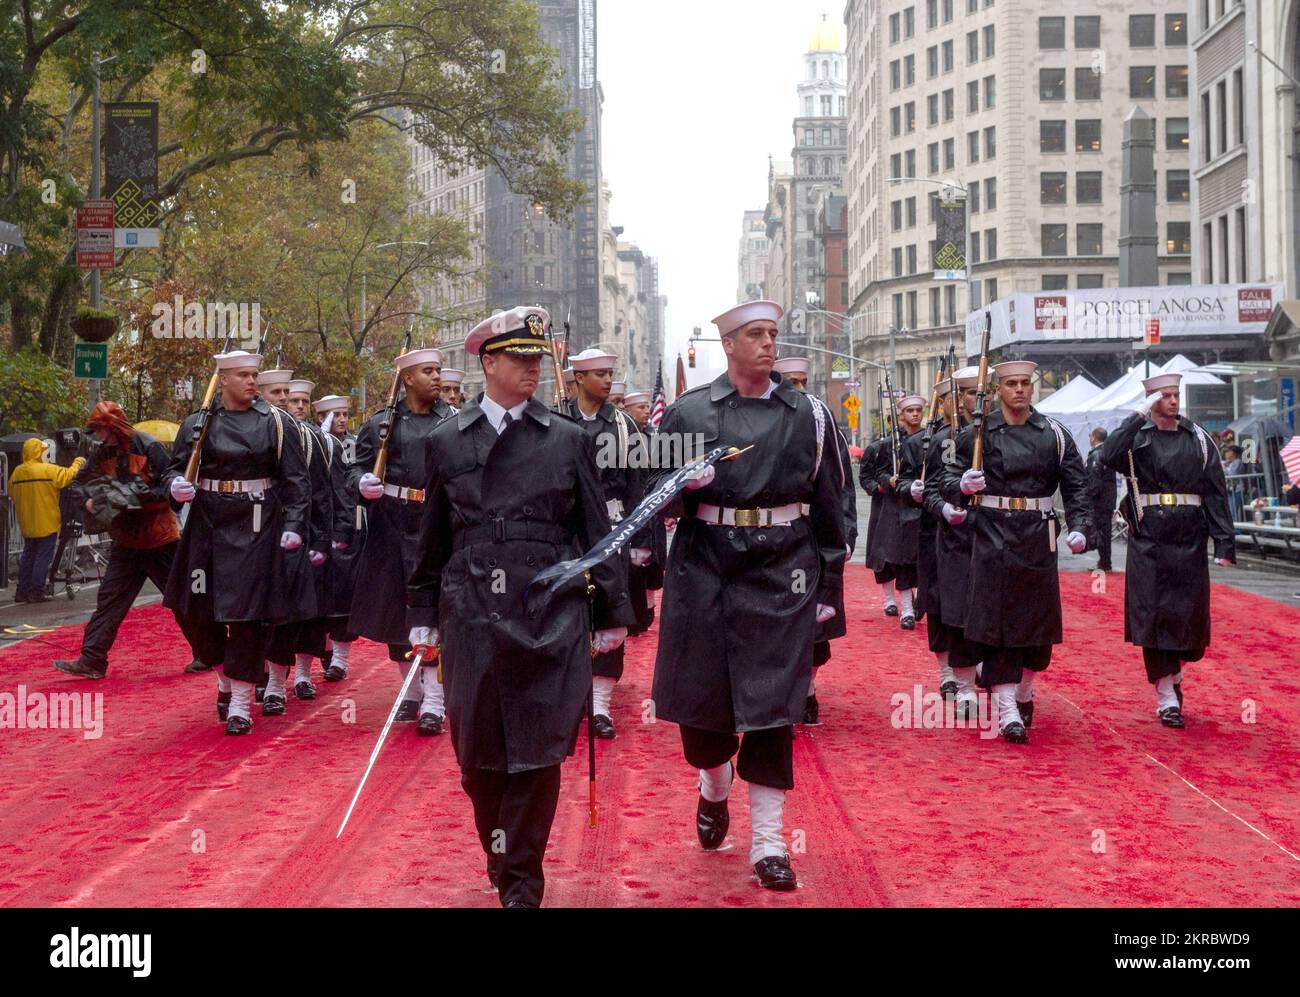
[1165, 12, 1186, 46]
[892, 247, 903, 276]
[968, 81, 980, 113]
[1236, 207, 1247, 282]
[985, 230, 997, 261]
[943, 0, 953, 24]
[1077, 274, 1105, 289]
[945, 284, 956, 325]
[984, 126, 996, 159]
[891, 153, 903, 177]
[1076, 120, 1102, 153]
[893, 293, 904, 328]
[969, 181, 980, 213]
[821, 95, 833, 115]
[1167, 170, 1189, 202]
[904, 55, 915, 85]
[1201, 91, 1212, 159]
[1166, 117, 1188, 151]
[1077, 224, 1103, 255]
[928, 142, 940, 173]
[1076, 172, 1102, 203]
[1130, 66, 1156, 99]
[927, 0, 938, 29]
[942, 40, 954, 72]
[983, 25, 995, 58]
[1075, 66, 1101, 100]
[1075, 15, 1100, 48]
[1040, 68, 1066, 101]
[1041, 224, 1068, 255]
[970, 230, 981, 264]
[1041, 120, 1067, 153]
[985, 177, 996, 210]
[1042, 274, 1069, 291]
[804, 96, 814, 116]
[1168, 272, 1192, 286]
[943, 138, 955, 170]
[928, 93, 939, 125]
[906, 102, 916, 132]
[967, 30, 979, 64]
[1234, 68, 1244, 146]
[804, 128, 814, 146]
[968, 131, 980, 163]
[908, 291, 918, 327]
[1167, 222, 1191, 255]
[1039, 17, 1065, 49]
[906, 197, 917, 227]
[907, 244, 917, 274]
[930, 287, 941, 323]
[889, 12, 900, 44]
[984, 75, 996, 108]
[892, 200, 903, 231]
[906, 149, 916, 176]
[822, 126, 833, 145]
[927, 45, 939, 77]
[943, 88, 954, 120]
[904, 7, 915, 37]
[1167, 65, 1188, 99]
[1041, 172, 1068, 203]
[1130, 14, 1155, 47]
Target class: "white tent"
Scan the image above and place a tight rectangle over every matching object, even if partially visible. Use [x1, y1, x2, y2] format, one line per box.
[1036, 375, 1100, 414]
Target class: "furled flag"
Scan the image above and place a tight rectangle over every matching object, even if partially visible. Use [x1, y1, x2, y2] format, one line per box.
[649, 367, 667, 429]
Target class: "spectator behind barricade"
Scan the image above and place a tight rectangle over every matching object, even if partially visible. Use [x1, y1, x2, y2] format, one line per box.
[1222, 445, 1247, 522]
[9, 436, 85, 602]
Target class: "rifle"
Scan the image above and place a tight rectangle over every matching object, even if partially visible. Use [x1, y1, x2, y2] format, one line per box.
[969, 310, 992, 505]
[947, 345, 958, 428]
[182, 329, 236, 483]
[372, 327, 414, 481]
[882, 370, 901, 478]
[919, 352, 949, 485]
[546, 306, 570, 407]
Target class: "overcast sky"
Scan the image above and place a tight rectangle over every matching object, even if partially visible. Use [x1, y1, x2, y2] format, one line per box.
[598, 0, 846, 387]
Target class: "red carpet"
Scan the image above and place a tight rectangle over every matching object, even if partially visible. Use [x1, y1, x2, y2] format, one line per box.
[1, 566, 1298, 907]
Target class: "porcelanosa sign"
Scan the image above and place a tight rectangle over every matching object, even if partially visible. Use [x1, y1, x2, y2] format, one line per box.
[966, 284, 1282, 354]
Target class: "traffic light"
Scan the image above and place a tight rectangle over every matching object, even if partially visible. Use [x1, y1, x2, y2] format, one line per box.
[688, 343, 696, 368]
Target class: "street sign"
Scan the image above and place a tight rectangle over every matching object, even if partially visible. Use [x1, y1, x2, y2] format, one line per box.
[847, 412, 859, 430]
[76, 200, 115, 269]
[843, 395, 861, 414]
[845, 380, 862, 388]
[1144, 319, 1160, 345]
[74, 342, 108, 380]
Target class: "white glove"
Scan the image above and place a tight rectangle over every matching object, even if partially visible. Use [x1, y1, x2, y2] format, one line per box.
[1066, 531, 1087, 554]
[321, 412, 335, 435]
[815, 603, 836, 623]
[331, 540, 349, 551]
[683, 463, 716, 491]
[1137, 391, 1164, 416]
[593, 627, 628, 653]
[629, 547, 651, 567]
[960, 469, 986, 495]
[358, 472, 384, 500]
[309, 549, 327, 566]
[941, 502, 967, 525]
[408, 626, 439, 648]
[1214, 557, 1234, 567]
[909, 479, 925, 502]
[280, 531, 303, 551]
[170, 477, 196, 503]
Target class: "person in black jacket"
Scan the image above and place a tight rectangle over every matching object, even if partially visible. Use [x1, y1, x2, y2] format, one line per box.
[313, 394, 359, 682]
[867, 393, 926, 629]
[1086, 427, 1118, 571]
[406, 305, 633, 908]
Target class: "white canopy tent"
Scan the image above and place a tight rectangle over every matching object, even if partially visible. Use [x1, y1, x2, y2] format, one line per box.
[1036, 375, 1101, 414]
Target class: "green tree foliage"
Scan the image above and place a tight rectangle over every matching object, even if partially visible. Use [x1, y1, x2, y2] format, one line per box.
[0, 345, 88, 434]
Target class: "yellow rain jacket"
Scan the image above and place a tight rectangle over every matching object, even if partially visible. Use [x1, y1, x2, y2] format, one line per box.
[9, 437, 85, 538]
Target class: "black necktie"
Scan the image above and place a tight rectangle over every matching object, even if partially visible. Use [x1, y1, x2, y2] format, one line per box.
[500, 411, 513, 433]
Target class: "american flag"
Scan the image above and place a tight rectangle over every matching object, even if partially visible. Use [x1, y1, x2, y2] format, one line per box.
[649, 368, 667, 429]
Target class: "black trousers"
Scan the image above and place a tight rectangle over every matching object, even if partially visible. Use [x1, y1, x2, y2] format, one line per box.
[679, 724, 794, 791]
[188, 621, 272, 684]
[1142, 646, 1204, 684]
[326, 616, 356, 643]
[873, 561, 917, 588]
[1092, 502, 1113, 568]
[592, 645, 624, 680]
[266, 618, 328, 665]
[460, 764, 563, 908]
[79, 541, 206, 671]
[967, 643, 1053, 687]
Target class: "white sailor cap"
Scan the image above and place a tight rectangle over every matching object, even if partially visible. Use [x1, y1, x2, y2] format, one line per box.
[712, 299, 783, 336]
[896, 394, 926, 411]
[287, 379, 315, 396]
[313, 395, 350, 414]
[610, 380, 627, 395]
[256, 367, 292, 384]
[440, 368, 466, 385]
[993, 360, 1038, 380]
[1142, 372, 1183, 393]
[395, 347, 443, 371]
[465, 306, 552, 357]
[953, 365, 981, 389]
[571, 348, 618, 372]
[622, 390, 651, 405]
[216, 351, 263, 372]
[773, 356, 811, 376]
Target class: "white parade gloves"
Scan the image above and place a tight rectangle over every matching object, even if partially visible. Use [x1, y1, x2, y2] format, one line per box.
[629, 547, 652, 566]
[280, 531, 303, 550]
[909, 479, 925, 502]
[358, 472, 384, 500]
[815, 604, 836, 623]
[170, 477, 196, 503]
[408, 626, 439, 648]
[960, 469, 986, 495]
[1065, 531, 1087, 553]
[1137, 391, 1164, 416]
[1214, 557, 1234, 567]
[684, 463, 716, 490]
[941, 502, 967, 525]
[593, 627, 628, 653]
[320, 412, 335, 435]
[309, 549, 327, 566]
[331, 540, 348, 551]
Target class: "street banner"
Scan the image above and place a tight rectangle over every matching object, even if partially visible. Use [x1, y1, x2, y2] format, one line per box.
[933, 196, 966, 280]
[105, 102, 161, 249]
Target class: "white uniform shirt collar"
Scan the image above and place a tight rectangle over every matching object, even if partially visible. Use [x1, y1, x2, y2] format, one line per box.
[480, 393, 529, 434]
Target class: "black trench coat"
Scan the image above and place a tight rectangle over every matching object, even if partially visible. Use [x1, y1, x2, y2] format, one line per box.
[163, 399, 311, 623]
[938, 409, 1090, 648]
[922, 419, 976, 630]
[815, 424, 855, 645]
[406, 398, 634, 773]
[347, 398, 453, 644]
[648, 372, 846, 733]
[319, 429, 360, 617]
[859, 436, 888, 571]
[867, 426, 924, 568]
[1099, 413, 1235, 652]
[904, 422, 944, 620]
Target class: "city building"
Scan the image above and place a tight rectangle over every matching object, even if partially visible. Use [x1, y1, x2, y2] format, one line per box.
[737, 209, 770, 302]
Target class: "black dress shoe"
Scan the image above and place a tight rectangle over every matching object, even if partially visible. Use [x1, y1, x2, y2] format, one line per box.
[801, 694, 820, 725]
[502, 900, 535, 908]
[696, 795, 730, 850]
[254, 684, 267, 704]
[1159, 706, 1185, 729]
[939, 681, 958, 699]
[217, 691, 231, 722]
[591, 714, 616, 739]
[184, 658, 212, 673]
[225, 715, 252, 735]
[53, 659, 107, 679]
[294, 679, 316, 700]
[417, 712, 444, 736]
[1001, 721, 1029, 744]
[754, 855, 798, 891]
[262, 694, 286, 716]
[1018, 700, 1034, 729]
[884, 604, 899, 617]
[900, 614, 916, 630]
[395, 700, 419, 723]
[323, 665, 347, 682]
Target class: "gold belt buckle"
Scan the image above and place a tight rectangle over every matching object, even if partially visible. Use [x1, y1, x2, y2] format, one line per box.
[408, 488, 425, 503]
[219, 480, 236, 495]
[734, 508, 760, 528]
[1159, 493, 1176, 506]
[1008, 497, 1027, 511]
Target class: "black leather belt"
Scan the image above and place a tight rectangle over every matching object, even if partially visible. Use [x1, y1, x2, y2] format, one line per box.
[453, 520, 573, 551]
